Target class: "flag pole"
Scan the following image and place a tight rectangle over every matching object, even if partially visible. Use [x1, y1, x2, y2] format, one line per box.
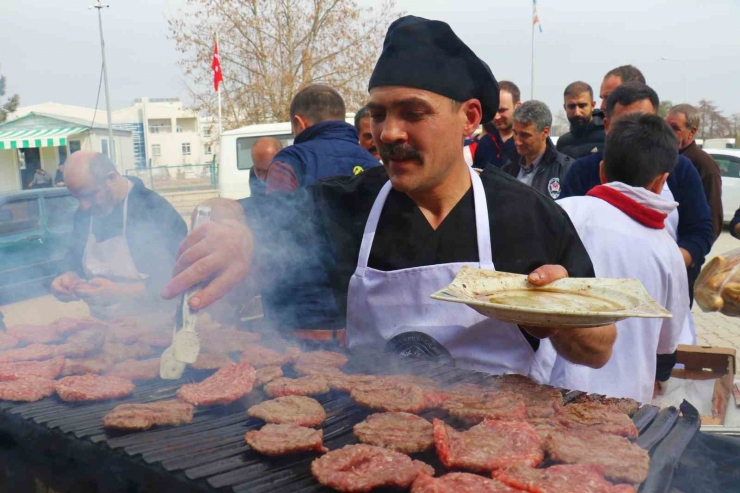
[531, 1, 536, 100]
[216, 32, 223, 137]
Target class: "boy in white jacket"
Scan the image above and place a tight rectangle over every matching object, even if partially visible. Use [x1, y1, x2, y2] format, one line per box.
[532, 112, 689, 404]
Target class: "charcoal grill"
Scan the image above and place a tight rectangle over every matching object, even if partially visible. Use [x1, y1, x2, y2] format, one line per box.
[0, 353, 700, 493]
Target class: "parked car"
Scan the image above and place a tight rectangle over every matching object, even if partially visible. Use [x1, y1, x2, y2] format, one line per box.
[0, 187, 78, 304]
[704, 148, 740, 223]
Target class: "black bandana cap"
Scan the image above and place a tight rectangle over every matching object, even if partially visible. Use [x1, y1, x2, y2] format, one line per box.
[368, 15, 500, 122]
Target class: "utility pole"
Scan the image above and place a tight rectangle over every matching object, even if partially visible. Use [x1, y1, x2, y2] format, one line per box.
[91, 1, 115, 163]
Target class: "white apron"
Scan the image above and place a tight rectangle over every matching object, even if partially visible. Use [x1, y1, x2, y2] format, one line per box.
[345, 166, 535, 375]
[82, 186, 145, 320]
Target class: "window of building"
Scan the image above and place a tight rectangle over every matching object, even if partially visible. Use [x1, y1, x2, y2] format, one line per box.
[58, 146, 68, 164]
[204, 145, 212, 155]
[69, 140, 81, 154]
[152, 144, 162, 157]
[176, 125, 183, 133]
[101, 139, 109, 157]
[149, 121, 172, 134]
[202, 127, 212, 138]
[182, 143, 191, 156]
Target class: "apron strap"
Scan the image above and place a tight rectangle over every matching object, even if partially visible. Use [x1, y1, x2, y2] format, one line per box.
[469, 166, 493, 269]
[355, 180, 393, 277]
[354, 167, 494, 277]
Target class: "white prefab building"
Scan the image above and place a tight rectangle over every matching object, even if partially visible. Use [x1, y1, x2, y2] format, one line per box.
[0, 113, 132, 193]
[11, 98, 219, 173]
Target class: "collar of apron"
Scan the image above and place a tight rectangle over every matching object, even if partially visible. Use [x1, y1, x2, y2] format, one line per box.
[586, 184, 667, 229]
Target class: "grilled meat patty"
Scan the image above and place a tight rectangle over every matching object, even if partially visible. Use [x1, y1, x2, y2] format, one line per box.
[433, 419, 544, 473]
[554, 403, 638, 438]
[55, 374, 135, 402]
[247, 396, 326, 428]
[411, 473, 521, 493]
[0, 377, 56, 402]
[103, 400, 194, 430]
[351, 382, 425, 413]
[264, 376, 330, 398]
[177, 363, 256, 406]
[353, 412, 434, 454]
[245, 424, 328, 456]
[493, 463, 636, 493]
[255, 366, 283, 386]
[544, 428, 650, 484]
[0, 357, 65, 381]
[311, 444, 434, 493]
[107, 358, 160, 381]
[295, 350, 348, 369]
[571, 394, 640, 416]
[191, 353, 234, 371]
[239, 344, 301, 368]
[442, 391, 527, 424]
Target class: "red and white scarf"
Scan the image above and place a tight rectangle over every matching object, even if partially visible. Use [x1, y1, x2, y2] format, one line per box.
[586, 182, 679, 230]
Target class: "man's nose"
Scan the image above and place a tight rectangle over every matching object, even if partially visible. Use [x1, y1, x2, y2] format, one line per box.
[379, 118, 407, 143]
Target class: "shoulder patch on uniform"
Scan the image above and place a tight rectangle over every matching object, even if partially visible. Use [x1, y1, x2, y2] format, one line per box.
[548, 177, 562, 199]
[591, 147, 598, 153]
[353, 166, 364, 175]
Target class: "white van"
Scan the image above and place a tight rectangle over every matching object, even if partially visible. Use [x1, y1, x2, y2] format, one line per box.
[219, 122, 295, 199]
[703, 138, 735, 150]
[219, 116, 356, 199]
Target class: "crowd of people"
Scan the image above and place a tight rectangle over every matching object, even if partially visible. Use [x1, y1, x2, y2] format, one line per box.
[49, 14, 731, 404]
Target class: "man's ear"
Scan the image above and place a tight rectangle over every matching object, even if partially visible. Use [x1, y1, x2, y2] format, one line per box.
[543, 126, 551, 139]
[604, 117, 610, 132]
[591, 100, 596, 110]
[106, 171, 117, 183]
[293, 114, 310, 134]
[515, 101, 522, 108]
[599, 160, 607, 185]
[462, 99, 483, 138]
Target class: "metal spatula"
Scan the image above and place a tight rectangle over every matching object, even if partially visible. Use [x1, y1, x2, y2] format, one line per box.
[160, 205, 211, 379]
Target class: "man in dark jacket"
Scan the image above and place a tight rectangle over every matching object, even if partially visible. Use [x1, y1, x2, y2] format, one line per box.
[265, 84, 379, 193]
[666, 104, 723, 240]
[502, 100, 573, 199]
[51, 151, 187, 319]
[556, 81, 606, 159]
[259, 85, 379, 337]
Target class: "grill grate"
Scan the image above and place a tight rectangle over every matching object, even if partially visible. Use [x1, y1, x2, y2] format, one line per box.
[0, 353, 693, 493]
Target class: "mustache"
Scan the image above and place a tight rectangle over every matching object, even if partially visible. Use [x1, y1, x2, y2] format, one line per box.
[379, 143, 423, 163]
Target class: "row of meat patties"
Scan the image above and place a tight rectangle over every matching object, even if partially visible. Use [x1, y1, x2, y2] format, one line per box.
[0, 320, 647, 493]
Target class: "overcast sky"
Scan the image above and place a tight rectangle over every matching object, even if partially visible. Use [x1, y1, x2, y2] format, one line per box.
[2, 0, 739, 120]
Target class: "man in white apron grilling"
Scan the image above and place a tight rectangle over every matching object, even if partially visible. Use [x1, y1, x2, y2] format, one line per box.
[51, 151, 187, 320]
[162, 16, 617, 374]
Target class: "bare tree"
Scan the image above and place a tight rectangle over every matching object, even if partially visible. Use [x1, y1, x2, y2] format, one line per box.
[169, 0, 401, 130]
[658, 100, 673, 118]
[0, 75, 20, 124]
[552, 110, 569, 137]
[697, 99, 732, 139]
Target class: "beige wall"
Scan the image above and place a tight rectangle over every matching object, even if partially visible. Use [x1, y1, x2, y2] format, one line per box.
[0, 150, 21, 193]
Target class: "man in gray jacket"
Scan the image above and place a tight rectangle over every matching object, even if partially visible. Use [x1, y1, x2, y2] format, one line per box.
[502, 100, 573, 199]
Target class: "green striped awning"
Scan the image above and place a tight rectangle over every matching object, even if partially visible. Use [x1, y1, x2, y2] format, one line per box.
[0, 126, 88, 150]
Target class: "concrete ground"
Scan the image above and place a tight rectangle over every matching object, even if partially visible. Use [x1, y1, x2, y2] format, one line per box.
[693, 230, 740, 370]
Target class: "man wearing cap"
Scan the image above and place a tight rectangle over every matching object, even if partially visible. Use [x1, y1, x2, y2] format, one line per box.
[162, 16, 616, 374]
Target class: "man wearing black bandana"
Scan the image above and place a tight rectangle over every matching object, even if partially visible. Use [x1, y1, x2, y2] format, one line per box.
[163, 16, 616, 375]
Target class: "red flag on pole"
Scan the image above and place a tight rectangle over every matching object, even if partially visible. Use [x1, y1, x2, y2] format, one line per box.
[211, 39, 223, 92]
